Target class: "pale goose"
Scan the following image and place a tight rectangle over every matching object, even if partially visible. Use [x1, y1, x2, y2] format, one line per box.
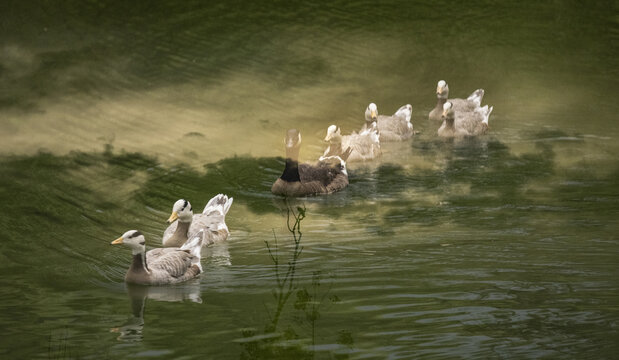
[438, 101, 493, 138]
[321, 124, 380, 162]
[162, 194, 233, 248]
[271, 129, 352, 197]
[111, 230, 203, 285]
[364, 103, 413, 141]
[429, 80, 484, 122]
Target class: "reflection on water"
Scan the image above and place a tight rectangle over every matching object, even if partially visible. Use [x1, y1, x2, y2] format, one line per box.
[1, 0, 618, 358]
[111, 282, 202, 342]
[205, 242, 232, 267]
[0, 128, 617, 357]
[1, 2, 616, 166]
[264, 203, 305, 332]
[239, 203, 351, 358]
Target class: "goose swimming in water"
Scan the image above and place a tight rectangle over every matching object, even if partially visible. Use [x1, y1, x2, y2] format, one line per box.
[163, 194, 233, 248]
[429, 80, 485, 122]
[272, 129, 352, 197]
[364, 103, 413, 141]
[111, 230, 203, 285]
[321, 124, 380, 162]
[438, 101, 493, 138]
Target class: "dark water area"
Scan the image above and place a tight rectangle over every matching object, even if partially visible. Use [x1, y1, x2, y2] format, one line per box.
[1, 1, 618, 359]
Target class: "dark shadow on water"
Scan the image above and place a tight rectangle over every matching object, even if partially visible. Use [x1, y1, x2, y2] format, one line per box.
[1, 129, 617, 282]
[384, 138, 557, 229]
[134, 154, 285, 215]
[0, 148, 283, 292]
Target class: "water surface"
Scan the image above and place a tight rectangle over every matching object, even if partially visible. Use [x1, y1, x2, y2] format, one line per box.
[1, 1, 618, 359]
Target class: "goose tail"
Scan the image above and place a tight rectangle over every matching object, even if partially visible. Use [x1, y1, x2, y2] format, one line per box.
[203, 194, 233, 216]
[467, 89, 485, 107]
[481, 105, 493, 125]
[341, 146, 354, 163]
[181, 230, 204, 273]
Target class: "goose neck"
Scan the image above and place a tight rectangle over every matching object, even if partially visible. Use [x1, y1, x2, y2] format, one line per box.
[130, 252, 150, 274]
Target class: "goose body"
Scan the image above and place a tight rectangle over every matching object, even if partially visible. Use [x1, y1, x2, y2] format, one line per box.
[321, 124, 380, 162]
[111, 230, 203, 285]
[365, 103, 413, 141]
[272, 129, 351, 197]
[162, 194, 233, 248]
[429, 80, 485, 122]
[438, 102, 493, 138]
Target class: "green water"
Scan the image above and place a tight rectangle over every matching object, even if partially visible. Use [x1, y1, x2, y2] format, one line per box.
[1, 1, 618, 358]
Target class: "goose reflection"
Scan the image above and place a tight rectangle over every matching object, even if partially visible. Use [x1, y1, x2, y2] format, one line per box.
[111, 281, 201, 342]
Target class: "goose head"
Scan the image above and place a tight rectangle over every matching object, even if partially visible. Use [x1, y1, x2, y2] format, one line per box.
[365, 103, 378, 123]
[285, 129, 302, 149]
[167, 199, 193, 223]
[441, 101, 455, 122]
[111, 230, 146, 255]
[394, 104, 413, 123]
[284, 129, 302, 161]
[324, 125, 342, 143]
[436, 80, 449, 100]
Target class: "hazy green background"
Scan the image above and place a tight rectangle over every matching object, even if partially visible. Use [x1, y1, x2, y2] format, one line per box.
[0, 1, 618, 358]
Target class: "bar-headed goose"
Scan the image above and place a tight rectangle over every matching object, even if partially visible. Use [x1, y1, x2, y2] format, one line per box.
[429, 80, 485, 122]
[364, 103, 413, 141]
[111, 230, 203, 285]
[162, 194, 233, 248]
[271, 129, 352, 197]
[438, 101, 493, 138]
[321, 124, 380, 162]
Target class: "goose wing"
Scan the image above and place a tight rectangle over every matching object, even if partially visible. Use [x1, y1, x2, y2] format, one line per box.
[299, 162, 343, 187]
[162, 222, 177, 244]
[455, 111, 483, 135]
[377, 115, 411, 140]
[343, 133, 379, 160]
[147, 248, 195, 278]
[451, 89, 485, 113]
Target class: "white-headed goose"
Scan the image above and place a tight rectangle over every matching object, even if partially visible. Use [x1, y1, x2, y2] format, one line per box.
[111, 230, 203, 285]
[429, 80, 485, 122]
[162, 194, 233, 248]
[271, 129, 352, 197]
[438, 101, 493, 138]
[364, 103, 413, 141]
[321, 124, 380, 162]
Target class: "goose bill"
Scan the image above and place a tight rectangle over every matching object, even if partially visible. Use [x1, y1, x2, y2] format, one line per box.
[167, 211, 179, 223]
[111, 237, 123, 245]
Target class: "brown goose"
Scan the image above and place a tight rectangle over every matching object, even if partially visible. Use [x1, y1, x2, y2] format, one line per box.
[111, 230, 203, 285]
[429, 80, 484, 122]
[438, 101, 493, 138]
[364, 103, 413, 141]
[162, 194, 233, 248]
[271, 129, 352, 197]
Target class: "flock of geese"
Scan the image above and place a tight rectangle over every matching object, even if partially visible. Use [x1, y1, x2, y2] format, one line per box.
[111, 80, 493, 286]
